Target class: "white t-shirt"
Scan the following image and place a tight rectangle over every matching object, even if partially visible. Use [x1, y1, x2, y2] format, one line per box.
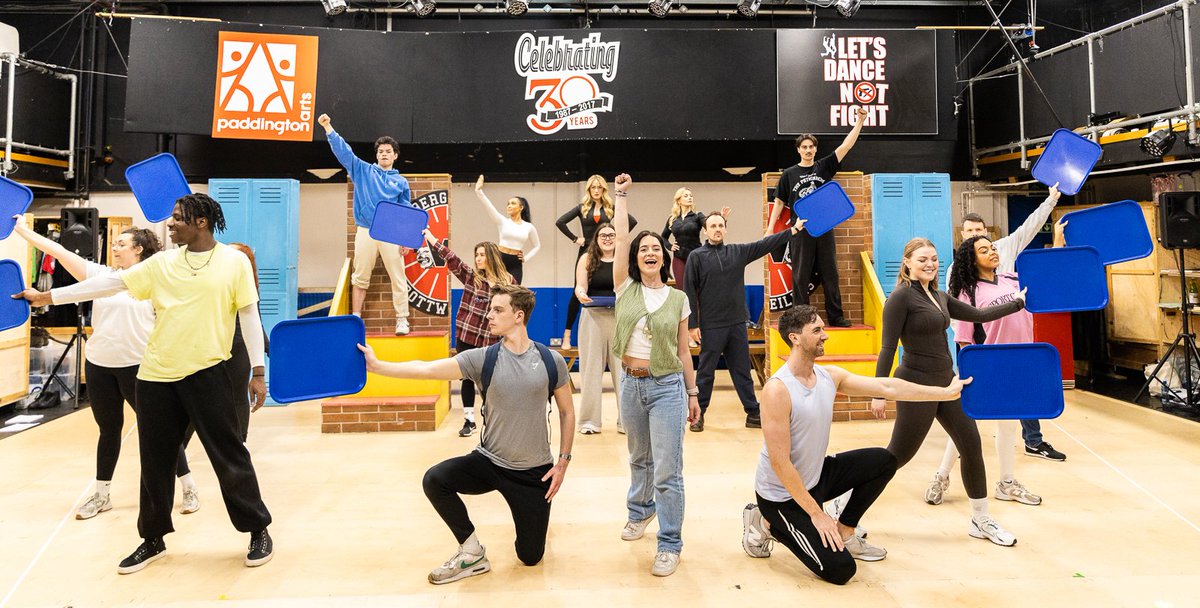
[616, 277, 690, 359]
[84, 261, 155, 369]
[496, 218, 541, 261]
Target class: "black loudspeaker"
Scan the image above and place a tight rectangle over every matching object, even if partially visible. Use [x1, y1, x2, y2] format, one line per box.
[59, 207, 100, 261]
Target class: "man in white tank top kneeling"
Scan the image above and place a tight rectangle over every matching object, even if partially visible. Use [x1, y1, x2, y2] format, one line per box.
[742, 305, 971, 585]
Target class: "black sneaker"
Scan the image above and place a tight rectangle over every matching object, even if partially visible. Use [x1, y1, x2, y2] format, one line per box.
[746, 414, 762, 429]
[829, 318, 853, 328]
[117, 537, 166, 574]
[1024, 442, 1066, 462]
[245, 529, 273, 567]
[459, 420, 476, 437]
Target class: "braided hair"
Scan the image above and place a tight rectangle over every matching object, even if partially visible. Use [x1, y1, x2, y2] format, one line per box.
[175, 193, 227, 234]
[947, 235, 992, 301]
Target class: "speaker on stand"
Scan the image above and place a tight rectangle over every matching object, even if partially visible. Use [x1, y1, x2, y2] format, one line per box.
[1137, 192, 1200, 409]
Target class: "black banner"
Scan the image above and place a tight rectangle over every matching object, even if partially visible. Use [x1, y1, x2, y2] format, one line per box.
[777, 29, 938, 136]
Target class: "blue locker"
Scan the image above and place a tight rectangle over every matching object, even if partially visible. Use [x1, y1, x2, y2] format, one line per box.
[209, 179, 300, 404]
[871, 174, 952, 296]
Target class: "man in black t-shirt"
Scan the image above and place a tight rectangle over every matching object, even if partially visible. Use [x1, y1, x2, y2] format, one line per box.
[768, 107, 868, 327]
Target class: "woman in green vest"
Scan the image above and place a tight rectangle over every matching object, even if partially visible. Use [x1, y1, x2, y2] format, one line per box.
[610, 173, 701, 578]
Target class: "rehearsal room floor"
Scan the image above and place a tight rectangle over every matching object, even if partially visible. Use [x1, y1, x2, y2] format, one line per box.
[2, 376, 1199, 608]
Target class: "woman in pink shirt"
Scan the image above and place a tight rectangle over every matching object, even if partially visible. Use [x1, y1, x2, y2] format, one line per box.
[924, 228, 1062, 507]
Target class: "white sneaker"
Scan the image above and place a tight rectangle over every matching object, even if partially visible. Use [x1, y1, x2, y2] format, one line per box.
[621, 513, 656, 541]
[843, 533, 887, 561]
[650, 551, 680, 577]
[180, 487, 200, 514]
[969, 516, 1017, 547]
[925, 471, 950, 505]
[428, 545, 491, 585]
[395, 319, 411, 336]
[824, 495, 868, 539]
[76, 493, 112, 520]
[579, 423, 599, 435]
[995, 479, 1042, 506]
[741, 503, 772, 558]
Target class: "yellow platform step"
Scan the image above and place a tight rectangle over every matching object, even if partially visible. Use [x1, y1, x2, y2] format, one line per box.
[356, 331, 451, 428]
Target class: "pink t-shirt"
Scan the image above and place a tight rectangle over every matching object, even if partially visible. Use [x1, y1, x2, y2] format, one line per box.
[952, 272, 1033, 345]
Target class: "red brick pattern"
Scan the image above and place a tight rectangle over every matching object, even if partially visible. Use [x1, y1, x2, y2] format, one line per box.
[346, 175, 454, 335]
[764, 173, 890, 420]
[321, 396, 438, 433]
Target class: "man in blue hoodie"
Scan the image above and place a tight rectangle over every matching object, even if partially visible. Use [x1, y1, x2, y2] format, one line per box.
[318, 113, 414, 335]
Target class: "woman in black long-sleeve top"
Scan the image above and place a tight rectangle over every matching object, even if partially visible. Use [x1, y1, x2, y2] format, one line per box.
[871, 238, 1026, 548]
[659, 187, 730, 287]
[556, 174, 637, 347]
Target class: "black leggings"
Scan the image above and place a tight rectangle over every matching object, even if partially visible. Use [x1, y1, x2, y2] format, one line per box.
[499, 252, 523, 285]
[757, 448, 896, 585]
[135, 361, 272, 539]
[423, 451, 553, 566]
[84, 361, 189, 482]
[456, 339, 482, 411]
[564, 246, 586, 334]
[887, 366, 987, 499]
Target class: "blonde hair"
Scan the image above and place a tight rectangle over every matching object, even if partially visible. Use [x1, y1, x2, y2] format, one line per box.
[896, 237, 939, 289]
[668, 187, 691, 224]
[579, 174, 614, 217]
[473, 242, 513, 291]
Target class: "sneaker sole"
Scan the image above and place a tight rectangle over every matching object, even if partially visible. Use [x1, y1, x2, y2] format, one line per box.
[429, 561, 491, 585]
[741, 506, 771, 558]
[994, 492, 1042, 506]
[76, 503, 112, 520]
[968, 529, 1017, 547]
[180, 503, 200, 515]
[117, 550, 165, 574]
[924, 491, 944, 505]
[245, 552, 274, 567]
[1024, 451, 1066, 462]
[850, 552, 886, 562]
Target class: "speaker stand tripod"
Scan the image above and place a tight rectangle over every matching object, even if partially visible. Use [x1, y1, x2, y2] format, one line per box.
[31, 310, 86, 410]
[1136, 248, 1200, 409]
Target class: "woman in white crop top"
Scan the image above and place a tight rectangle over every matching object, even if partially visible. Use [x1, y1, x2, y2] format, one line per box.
[473, 175, 540, 284]
[12, 217, 199, 521]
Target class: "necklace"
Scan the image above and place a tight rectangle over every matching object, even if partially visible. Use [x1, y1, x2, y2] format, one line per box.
[183, 247, 218, 276]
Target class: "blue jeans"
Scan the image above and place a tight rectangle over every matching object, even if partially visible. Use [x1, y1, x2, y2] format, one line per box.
[620, 371, 687, 554]
[1020, 419, 1043, 447]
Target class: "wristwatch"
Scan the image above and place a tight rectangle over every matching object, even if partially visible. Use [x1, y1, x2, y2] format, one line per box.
[559, 453, 572, 461]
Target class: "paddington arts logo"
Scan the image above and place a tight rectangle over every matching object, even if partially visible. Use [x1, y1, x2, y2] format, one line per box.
[514, 32, 620, 135]
[212, 31, 319, 141]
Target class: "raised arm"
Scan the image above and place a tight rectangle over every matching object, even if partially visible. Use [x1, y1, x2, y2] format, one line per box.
[945, 290, 1025, 323]
[736, 226, 796, 264]
[11, 217, 89, 281]
[612, 174, 633, 286]
[317, 113, 367, 175]
[1052, 217, 1067, 248]
[472, 175, 507, 226]
[834, 107, 869, 162]
[1000, 182, 1060, 253]
[760, 378, 845, 552]
[425, 229, 473, 285]
[358, 343, 464, 380]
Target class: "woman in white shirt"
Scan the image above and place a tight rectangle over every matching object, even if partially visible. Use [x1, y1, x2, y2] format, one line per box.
[12, 217, 199, 521]
[473, 175, 540, 284]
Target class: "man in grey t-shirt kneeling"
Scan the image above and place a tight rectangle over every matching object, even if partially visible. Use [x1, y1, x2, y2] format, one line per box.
[360, 284, 575, 585]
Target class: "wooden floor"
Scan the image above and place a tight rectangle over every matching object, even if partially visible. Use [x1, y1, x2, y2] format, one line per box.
[2, 378, 1199, 608]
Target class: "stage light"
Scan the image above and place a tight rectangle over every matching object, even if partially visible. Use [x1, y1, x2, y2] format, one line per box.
[678, 4, 688, 12]
[834, 0, 859, 17]
[320, 0, 347, 16]
[649, 0, 674, 17]
[411, 0, 437, 17]
[506, 0, 528, 15]
[474, 3, 484, 10]
[1141, 122, 1178, 158]
[737, 0, 761, 18]
[542, 3, 552, 12]
[610, 4, 622, 12]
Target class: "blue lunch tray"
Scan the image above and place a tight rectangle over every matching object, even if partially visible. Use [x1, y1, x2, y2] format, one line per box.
[125, 153, 192, 223]
[1016, 246, 1108, 313]
[1031, 129, 1102, 196]
[791, 181, 855, 238]
[958, 343, 1064, 420]
[0, 259, 30, 332]
[369, 202, 428, 249]
[0, 176, 33, 240]
[268, 315, 367, 404]
[1060, 200, 1153, 265]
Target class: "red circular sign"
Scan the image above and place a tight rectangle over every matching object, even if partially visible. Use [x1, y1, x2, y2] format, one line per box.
[404, 190, 450, 316]
[854, 82, 876, 104]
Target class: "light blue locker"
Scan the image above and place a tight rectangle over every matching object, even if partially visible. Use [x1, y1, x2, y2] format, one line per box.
[209, 178, 300, 404]
[871, 173, 952, 295]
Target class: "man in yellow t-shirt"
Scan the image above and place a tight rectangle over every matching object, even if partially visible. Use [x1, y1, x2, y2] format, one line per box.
[17, 193, 274, 575]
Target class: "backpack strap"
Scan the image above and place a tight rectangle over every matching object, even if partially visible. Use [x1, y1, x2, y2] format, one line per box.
[533, 342, 559, 403]
[479, 342, 503, 408]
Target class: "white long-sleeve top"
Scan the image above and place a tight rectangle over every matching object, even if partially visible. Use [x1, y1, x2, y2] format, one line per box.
[476, 190, 541, 261]
[946, 192, 1059, 287]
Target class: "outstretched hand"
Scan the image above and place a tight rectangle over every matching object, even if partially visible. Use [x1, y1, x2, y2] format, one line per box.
[1048, 181, 1061, 203]
[357, 343, 381, 374]
[12, 288, 51, 307]
[945, 375, 973, 398]
[422, 228, 438, 246]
